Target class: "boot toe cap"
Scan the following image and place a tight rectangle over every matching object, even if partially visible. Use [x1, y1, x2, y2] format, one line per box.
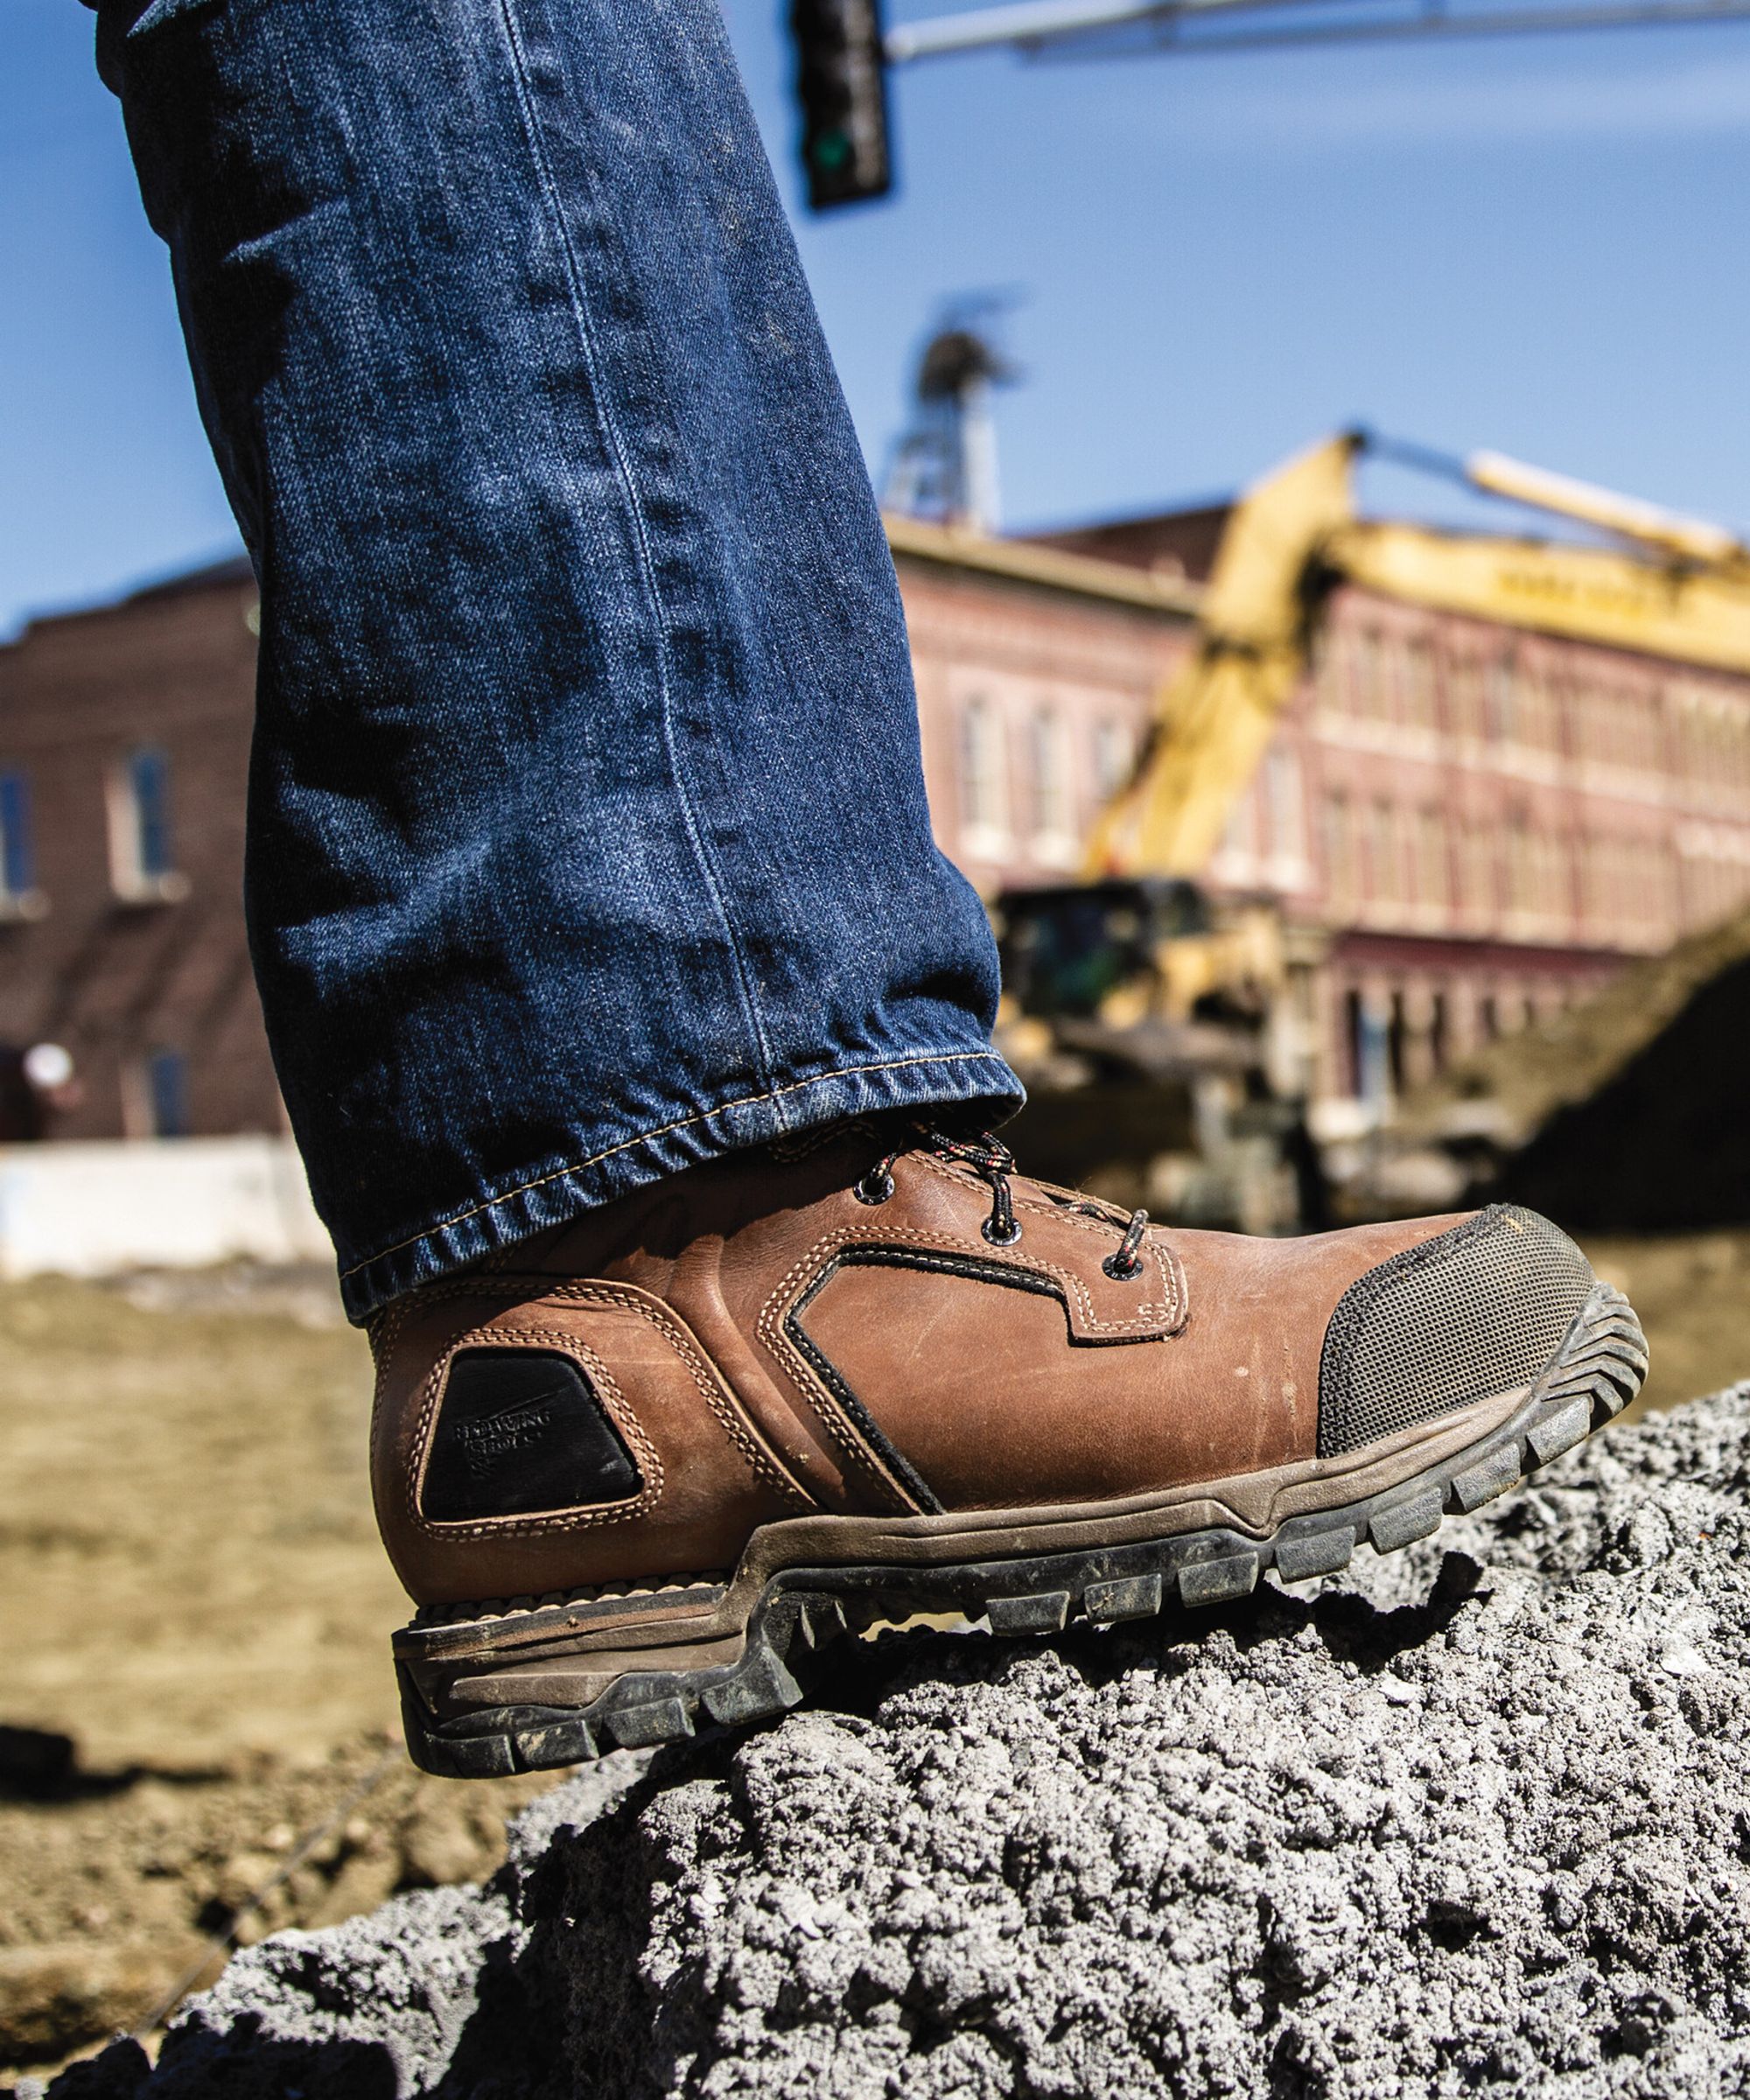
[1318, 1204, 1596, 1459]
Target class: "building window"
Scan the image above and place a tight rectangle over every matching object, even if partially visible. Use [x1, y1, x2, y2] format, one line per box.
[1367, 800, 1399, 902]
[109, 746, 189, 903]
[1387, 990, 1409, 1093]
[0, 770, 46, 920]
[1091, 718, 1133, 806]
[1488, 660, 1517, 746]
[1446, 656, 1487, 743]
[1415, 808, 1449, 911]
[1516, 660, 1562, 752]
[1322, 791, 1355, 908]
[1506, 816, 1535, 914]
[956, 696, 1009, 858]
[1403, 641, 1438, 731]
[1350, 631, 1383, 717]
[1263, 746, 1306, 871]
[129, 1046, 190, 1139]
[1217, 779, 1261, 869]
[1343, 987, 1390, 1102]
[1027, 706, 1076, 865]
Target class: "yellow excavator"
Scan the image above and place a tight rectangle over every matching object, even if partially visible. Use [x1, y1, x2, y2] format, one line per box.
[996, 430, 1750, 1226]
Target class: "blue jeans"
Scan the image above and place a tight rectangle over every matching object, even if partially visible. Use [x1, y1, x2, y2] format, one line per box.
[91, 0, 1020, 1320]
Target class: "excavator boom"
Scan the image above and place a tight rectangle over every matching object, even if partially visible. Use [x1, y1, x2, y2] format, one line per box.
[1461, 448, 1750, 571]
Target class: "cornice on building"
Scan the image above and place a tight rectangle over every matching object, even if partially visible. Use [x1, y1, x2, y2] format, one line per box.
[883, 514, 1204, 620]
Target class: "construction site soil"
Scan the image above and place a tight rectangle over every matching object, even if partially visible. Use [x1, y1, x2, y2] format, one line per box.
[5, 1254, 1750, 2094]
[0, 1274, 550, 2080]
[1404, 901, 1750, 1237]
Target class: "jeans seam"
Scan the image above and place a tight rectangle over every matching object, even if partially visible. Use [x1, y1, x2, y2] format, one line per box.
[338, 1046, 1014, 1280]
[493, 0, 781, 1108]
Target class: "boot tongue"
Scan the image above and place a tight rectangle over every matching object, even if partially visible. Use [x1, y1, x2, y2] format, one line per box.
[767, 1118, 874, 1166]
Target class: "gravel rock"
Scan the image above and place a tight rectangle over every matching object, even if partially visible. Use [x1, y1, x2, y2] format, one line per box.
[50, 1389, 1750, 2099]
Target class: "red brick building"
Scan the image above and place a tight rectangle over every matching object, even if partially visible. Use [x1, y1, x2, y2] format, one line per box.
[4, 513, 1750, 1139]
[0, 557, 276, 1142]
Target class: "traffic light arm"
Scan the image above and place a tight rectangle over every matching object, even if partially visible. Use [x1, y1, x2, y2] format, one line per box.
[884, 0, 1750, 63]
[798, 0, 1750, 210]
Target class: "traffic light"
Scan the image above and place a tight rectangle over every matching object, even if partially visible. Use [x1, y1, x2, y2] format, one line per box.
[790, 0, 893, 210]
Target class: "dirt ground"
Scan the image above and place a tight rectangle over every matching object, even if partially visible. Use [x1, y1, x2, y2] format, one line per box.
[1579, 1228, 1750, 1419]
[0, 1271, 553, 2079]
[4, 1235, 1746, 2079]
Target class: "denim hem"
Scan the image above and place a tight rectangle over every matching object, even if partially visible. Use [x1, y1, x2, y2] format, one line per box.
[337, 1046, 1023, 1323]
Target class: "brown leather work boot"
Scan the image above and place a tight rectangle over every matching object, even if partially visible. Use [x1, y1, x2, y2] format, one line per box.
[372, 1124, 1647, 1777]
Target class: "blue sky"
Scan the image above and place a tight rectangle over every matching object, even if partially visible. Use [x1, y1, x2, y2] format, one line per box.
[6, 0, 1750, 635]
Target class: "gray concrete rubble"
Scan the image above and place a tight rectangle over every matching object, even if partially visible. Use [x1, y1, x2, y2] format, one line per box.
[49, 1388, 1750, 2099]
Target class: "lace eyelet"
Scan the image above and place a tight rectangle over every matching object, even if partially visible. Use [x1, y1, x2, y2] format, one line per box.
[982, 1216, 1023, 1247]
[1102, 1252, 1143, 1281]
[854, 1172, 895, 1206]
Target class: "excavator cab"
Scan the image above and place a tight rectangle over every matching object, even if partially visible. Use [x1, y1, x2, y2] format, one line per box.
[997, 877, 1210, 1020]
[992, 879, 1315, 1237]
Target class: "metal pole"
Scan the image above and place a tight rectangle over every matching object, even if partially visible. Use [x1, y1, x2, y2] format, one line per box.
[886, 0, 1187, 62]
[885, 0, 1750, 61]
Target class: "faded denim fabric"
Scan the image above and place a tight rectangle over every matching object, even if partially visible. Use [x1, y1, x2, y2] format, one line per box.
[89, 0, 1020, 1320]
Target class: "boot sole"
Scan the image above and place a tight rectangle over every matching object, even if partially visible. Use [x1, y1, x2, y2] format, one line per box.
[395, 1281, 1646, 1778]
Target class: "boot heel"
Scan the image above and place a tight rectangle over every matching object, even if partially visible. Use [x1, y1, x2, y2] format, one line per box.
[394, 1571, 819, 1773]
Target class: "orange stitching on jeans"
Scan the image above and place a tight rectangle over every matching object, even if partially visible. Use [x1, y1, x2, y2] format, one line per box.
[340, 1048, 1012, 1282]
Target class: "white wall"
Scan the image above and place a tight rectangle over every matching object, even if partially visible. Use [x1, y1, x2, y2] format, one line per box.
[0, 1138, 330, 1278]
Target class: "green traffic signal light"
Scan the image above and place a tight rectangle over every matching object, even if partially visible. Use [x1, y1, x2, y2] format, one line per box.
[790, 0, 892, 209]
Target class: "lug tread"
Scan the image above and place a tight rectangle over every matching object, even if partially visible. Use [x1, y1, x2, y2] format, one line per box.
[1451, 1443, 1522, 1512]
[608, 1696, 694, 1750]
[1528, 1396, 1592, 1464]
[442, 1732, 518, 1780]
[702, 1648, 803, 1726]
[1083, 1572, 1164, 1624]
[1178, 1552, 1259, 1607]
[1369, 1490, 1444, 1552]
[798, 1598, 849, 1650]
[1274, 1528, 1355, 1583]
[986, 1590, 1072, 1634]
[514, 1716, 597, 1768]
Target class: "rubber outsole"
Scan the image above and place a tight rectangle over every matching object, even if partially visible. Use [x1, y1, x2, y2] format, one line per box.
[397, 1282, 1647, 1779]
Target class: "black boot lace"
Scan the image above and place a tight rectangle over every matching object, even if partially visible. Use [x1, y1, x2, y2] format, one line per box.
[853, 1125, 1151, 1279]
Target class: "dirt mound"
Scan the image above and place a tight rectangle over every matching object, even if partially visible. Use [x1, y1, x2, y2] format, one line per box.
[38, 1385, 1750, 2100]
[1405, 900, 1750, 1154]
[1362, 906, 1750, 1236]
[1498, 951, 1750, 1230]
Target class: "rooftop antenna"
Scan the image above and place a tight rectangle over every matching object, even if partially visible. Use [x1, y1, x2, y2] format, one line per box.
[885, 296, 1022, 535]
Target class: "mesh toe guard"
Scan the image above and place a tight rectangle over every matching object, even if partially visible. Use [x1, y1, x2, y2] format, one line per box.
[1318, 1205, 1596, 1459]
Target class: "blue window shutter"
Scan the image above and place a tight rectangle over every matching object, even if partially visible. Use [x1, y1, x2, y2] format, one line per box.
[0, 773, 33, 897]
[131, 748, 172, 879]
[146, 1048, 190, 1138]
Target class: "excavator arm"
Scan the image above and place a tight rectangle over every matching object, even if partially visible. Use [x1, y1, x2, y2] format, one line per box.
[1088, 430, 1750, 879]
[1084, 433, 1360, 878]
[1328, 518, 1750, 672]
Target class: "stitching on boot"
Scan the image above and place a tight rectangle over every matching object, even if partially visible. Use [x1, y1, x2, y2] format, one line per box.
[396, 1277, 812, 1508]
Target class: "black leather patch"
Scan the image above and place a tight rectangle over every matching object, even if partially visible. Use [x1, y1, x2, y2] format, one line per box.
[421, 1348, 641, 1522]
